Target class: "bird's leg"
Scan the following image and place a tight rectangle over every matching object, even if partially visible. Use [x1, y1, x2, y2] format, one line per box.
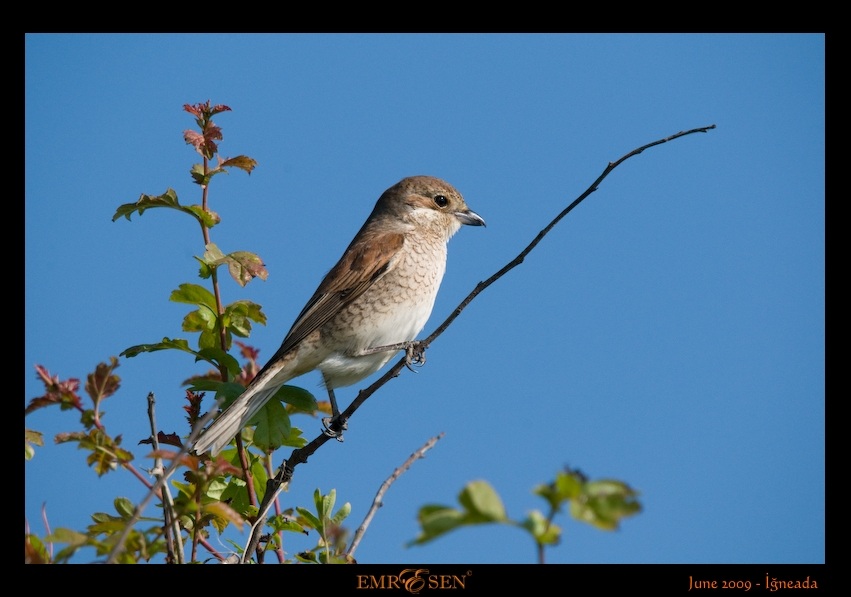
[321, 385, 347, 441]
[360, 340, 427, 372]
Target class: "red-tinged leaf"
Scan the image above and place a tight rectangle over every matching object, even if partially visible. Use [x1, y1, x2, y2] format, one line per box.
[138, 431, 183, 448]
[56, 429, 134, 476]
[199, 245, 268, 287]
[204, 123, 223, 143]
[209, 104, 231, 116]
[34, 364, 80, 394]
[185, 123, 223, 159]
[198, 453, 243, 479]
[85, 357, 121, 407]
[183, 389, 205, 428]
[183, 103, 204, 118]
[225, 251, 268, 286]
[183, 129, 206, 151]
[25, 396, 61, 414]
[26, 366, 82, 414]
[235, 341, 260, 362]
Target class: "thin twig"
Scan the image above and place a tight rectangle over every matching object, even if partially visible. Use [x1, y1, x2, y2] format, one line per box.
[238, 124, 716, 562]
[347, 433, 444, 560]
[147, 392, 184, 564]
[105, 395, 225, 564]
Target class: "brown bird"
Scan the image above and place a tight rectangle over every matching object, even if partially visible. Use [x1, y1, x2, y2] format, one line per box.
[193, 175, 485, 456]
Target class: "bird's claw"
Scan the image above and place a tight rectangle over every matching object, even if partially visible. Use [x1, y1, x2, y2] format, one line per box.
[404, 341, 427, 372]
[322, 416, 347, 442]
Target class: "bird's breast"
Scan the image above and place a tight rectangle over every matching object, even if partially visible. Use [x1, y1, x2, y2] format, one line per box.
[318, 237, 448, 388]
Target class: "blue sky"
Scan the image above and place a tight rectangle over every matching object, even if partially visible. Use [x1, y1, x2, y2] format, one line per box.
[25, 34, 824, 568]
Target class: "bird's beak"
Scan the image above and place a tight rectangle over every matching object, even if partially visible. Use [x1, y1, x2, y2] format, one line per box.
[455, 209, 486, 227]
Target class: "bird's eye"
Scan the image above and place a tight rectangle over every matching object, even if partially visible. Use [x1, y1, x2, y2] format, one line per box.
[433, 195, 449, 208]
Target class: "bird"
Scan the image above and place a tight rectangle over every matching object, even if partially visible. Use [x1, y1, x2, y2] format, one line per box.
[192, 175, 485, 456]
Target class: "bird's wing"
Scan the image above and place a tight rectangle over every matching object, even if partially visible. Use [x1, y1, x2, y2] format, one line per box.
[264, 231, 405, 363]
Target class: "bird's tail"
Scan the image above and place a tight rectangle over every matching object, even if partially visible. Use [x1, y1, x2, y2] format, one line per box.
[192, 363, 290, 456]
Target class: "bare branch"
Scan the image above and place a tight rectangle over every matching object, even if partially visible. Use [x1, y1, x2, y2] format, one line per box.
[105, 394, 225, 564]
[146, 393, 184, 564]
[347, 433, 444, 560]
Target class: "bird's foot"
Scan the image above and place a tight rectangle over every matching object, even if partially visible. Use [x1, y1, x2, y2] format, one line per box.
[322, 415, 348, 442]
[403, 341, 427, 372]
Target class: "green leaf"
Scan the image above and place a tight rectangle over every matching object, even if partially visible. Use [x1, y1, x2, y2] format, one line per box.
[182, 308, 217, 334]
[533, 468, 584, 510]
[224, 300, 267, 338]
[274, 385, 319, 412]
[221, 155, 258, 174]
[26, 429, 44, 460]
[199, 327, 226, 351]
[186, 205, 220, 228]
[554, 469, 585, 499]
[199, 242, 226, 269]
[520, 510, 561, 545]
[190, 381, 245, 406]
[458, 480, 507, 522]
[189, 163, 209, 185]
[112, 188, 219, 228]
[296, 506, 321, 531]
[25, 533, 51, 563]
[408, 505, 466, 546]
[570, 479, 642, 531]
[120, 337, 196, 359]
[187, 379, 229, 392]
[195, 348, 242, 377]
[331, 502, 352, 526]
[267, 514, 308, 535]
[318, 489, 336, 520]
[218, 477, 252, 522]
[112, 188, 181, 221]
[295, 550, 318, 564]
[247, 399, 293, 452]
[114, 497, 136, 519]
[409, 481, 510, 546]
[45, 527, 88, 548]
[170, 283, 217, 312]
